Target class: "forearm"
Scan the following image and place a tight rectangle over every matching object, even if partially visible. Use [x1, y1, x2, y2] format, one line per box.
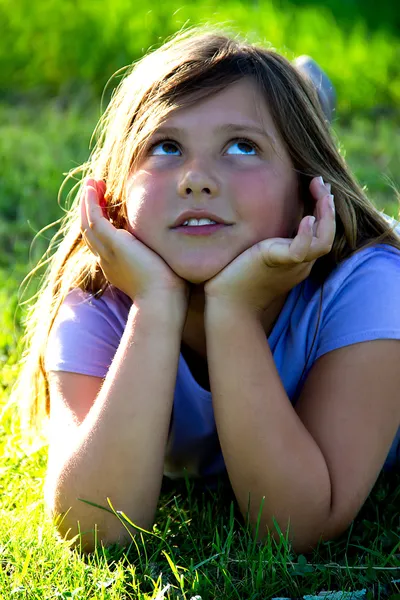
[205, 299, 332, 553]
[48, 294, 186, 552]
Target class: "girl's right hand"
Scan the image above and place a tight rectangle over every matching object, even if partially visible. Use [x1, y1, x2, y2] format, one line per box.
[80, 179, 189, 307]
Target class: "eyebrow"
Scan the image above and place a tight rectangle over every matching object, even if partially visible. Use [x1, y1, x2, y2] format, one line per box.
[153, 123, 276, 145]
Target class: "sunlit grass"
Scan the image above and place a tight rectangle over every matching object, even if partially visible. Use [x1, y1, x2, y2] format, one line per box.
[1, 0, 400, 113]
[0, 391, 399, 598]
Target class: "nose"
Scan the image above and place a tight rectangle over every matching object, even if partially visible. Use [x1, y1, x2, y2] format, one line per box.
[178, 164, 219, 198]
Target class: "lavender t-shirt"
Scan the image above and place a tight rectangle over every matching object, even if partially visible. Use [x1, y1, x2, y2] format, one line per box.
[45, 243, 400, 481]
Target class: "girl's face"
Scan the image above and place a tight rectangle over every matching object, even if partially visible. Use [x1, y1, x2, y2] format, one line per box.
[125, 78, 303, 284]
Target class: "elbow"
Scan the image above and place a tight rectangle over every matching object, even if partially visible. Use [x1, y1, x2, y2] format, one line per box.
[44, 475, 157, 554]
[251, 514, 347, 554]
[45, 499, 97, 554]
[46, 501, 140, 554]
[246, 488, 335, 553]
[45, 495, 147, 555]
[252, 522, 322, 554]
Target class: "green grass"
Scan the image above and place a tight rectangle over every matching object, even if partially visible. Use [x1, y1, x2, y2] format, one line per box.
[1, 392, 399, 599]
[2, 0, 400, 114]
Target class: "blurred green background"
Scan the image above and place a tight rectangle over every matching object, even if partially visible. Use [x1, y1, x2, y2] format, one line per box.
[1, 0, 400, 375]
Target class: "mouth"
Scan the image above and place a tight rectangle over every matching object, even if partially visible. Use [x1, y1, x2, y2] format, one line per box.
[171, 212, 232, 228]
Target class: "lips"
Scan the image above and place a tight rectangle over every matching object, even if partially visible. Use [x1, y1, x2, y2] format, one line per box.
[174, 223, 228, 235]
[172, 211, 231, 228]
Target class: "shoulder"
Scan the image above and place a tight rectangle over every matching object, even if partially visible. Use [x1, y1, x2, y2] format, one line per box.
[325, 242, 400, 292]
[314, 241, 400, 314]
[298, 241, 400, 326]
[313, 242, 400, 361]
[45, 285, 133, 377]
[55, 285, 133, 331]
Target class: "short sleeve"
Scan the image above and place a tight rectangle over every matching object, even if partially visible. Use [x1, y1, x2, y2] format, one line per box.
[315, 245, 400, 361]
[44, 287, 129, 378]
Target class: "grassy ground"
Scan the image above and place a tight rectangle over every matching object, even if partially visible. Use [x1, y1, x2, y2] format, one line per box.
[0, 406, 399, 599]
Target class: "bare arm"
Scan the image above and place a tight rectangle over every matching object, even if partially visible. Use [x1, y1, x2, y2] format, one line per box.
[205, 301, 331, 553]
[45, 293, 186, 553]
[205, 299, 400, 553]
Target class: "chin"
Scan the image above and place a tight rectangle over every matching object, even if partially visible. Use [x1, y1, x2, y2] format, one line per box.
[183, 273, 213, 285]
[169, 261, 226, 285]
[177, 270, 217, 285]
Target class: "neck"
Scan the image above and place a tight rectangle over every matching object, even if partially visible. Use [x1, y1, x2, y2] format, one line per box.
[181, 284, 207, 356]
[182, 284, 287, 359]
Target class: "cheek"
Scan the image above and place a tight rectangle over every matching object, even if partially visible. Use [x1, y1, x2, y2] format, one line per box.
[126, 174, 165, 232]
[233, 170, 299, 238]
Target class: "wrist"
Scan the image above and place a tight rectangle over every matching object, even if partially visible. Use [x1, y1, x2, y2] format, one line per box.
[132, 290, 188, 328]
[205, 293, 284, 337]
[205, 295, 262, 323]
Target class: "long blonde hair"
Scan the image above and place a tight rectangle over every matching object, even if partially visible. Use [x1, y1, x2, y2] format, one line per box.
[10, 23, 400, 444]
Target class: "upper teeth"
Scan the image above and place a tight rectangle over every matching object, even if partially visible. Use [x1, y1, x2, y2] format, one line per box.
[182, 218, 218, 226]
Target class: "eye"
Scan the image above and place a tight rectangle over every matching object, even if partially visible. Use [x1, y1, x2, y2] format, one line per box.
[147, 137, 259, 156]
[149, 139, 181, 156]
[225, 138, 258, 155]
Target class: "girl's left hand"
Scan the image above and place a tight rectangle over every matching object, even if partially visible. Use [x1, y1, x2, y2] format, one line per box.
[204, 177, 336, 315]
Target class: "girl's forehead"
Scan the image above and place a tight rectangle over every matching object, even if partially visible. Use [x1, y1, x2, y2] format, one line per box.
[159, 79, 277, 137]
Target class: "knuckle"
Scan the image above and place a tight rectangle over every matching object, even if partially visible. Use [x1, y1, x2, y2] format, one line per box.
[105, 244, 117, 260]
[291, 252, 304, 263]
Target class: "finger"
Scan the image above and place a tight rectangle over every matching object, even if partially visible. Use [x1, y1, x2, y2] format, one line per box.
[307, 177, 336, 254]
[85, 183, 112, 234]
[80, 182, 99, 233]
[289, 216, 315, 262]
[309, 176, 331, 204]
[80, 184, 90, 233]
[309, 176, 334, 224]
[262, 215, 317, 266]
[82, 178, 102, 225]
[81, 204, 108, 259]
[95, 180, 108, 217]
[260, 237, 297, 266]
[81, 229, 102, 260]
[309, 192, 335, 256]
[96, 180, 107, 197]
[259, 206, 332, 267]
[85, 178, 106, 203]
[80, 184, 110, 258]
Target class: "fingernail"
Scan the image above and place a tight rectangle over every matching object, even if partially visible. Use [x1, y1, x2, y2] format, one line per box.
[326, 182, 332, 193]
[86, 183, 97, 196]
[328, 194, 335, 210]
[318, 176, 325, 186]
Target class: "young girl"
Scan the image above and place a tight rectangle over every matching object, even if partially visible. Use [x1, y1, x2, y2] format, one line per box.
[13, 25, 400, 555]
